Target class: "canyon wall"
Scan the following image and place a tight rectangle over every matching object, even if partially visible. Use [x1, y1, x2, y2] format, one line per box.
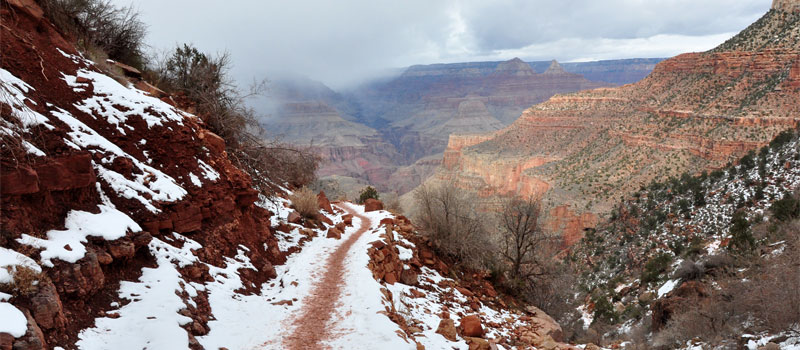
[429, 6, 800, 246]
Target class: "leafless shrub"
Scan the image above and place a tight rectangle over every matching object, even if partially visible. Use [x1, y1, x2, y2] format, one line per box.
[412, 181, 492, 268]
[150, 44, 319, 193]
[38, 0, 148, 68]
[673, 259, 704, 281]
[382, 192, 402, 214]
[288, 186, 319, 219]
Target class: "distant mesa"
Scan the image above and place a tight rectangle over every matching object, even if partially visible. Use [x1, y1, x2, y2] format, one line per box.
[543, 60, 567, 75]
[493, 57, 536, 76]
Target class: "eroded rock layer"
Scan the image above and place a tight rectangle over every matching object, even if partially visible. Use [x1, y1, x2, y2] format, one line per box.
[431, 7, 800, 245]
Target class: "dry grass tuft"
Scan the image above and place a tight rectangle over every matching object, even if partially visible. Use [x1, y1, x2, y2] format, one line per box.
[289, 187, 319, 219]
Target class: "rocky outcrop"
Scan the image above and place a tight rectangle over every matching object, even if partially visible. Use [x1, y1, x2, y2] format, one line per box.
[543, 60, 567, 75]
[427, 7, 800, 245]
[0, 1, 283, 347]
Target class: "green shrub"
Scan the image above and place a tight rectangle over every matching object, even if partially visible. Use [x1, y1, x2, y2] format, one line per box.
[728, 211, 755, 254]
[771, 195, 800, 222]
[641, 253, 673, 285]
[357, 186, 379, 204]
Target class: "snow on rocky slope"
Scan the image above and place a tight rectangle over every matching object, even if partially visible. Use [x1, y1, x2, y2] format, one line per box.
[1, 2, 581, 349]
[572, 128, 800, 349]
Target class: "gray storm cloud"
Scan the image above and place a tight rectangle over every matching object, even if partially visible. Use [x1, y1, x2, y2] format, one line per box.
[112, 0, 769, 89]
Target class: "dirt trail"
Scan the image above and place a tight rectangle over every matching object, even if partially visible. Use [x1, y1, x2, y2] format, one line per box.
[282, 204, 371, 350]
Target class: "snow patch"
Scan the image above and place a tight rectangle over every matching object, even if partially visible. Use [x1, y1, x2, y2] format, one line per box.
[17, 205, 140, 267]
[0, 302, 28, 338]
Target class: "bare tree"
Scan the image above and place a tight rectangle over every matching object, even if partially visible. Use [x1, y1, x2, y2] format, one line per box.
[412, 181, 491, 268]
[498, 197, 548, 282]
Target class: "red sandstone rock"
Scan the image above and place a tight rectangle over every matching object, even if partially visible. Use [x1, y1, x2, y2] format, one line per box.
[435, 319, 458, 341]
[379, 218, 394, 226]
[14, 309, 47, 350]
[235, 189, 259, 208]
[316, 191, 334, 214]
[326, 226, 342, 239]
[287, 211, 302, 224]
[456, 286, 474, 297]
[171, 204, 203, 233]
[400, 268, 419, 286]
[50, 251, 104, 296]
[384, 272, 398, 285]
[107, 60, 141, 78]
[0, 166, 39, 195]
[108, 238, 136, 260]
[652, 281, 707, 331]
[342, 214, 353, 225]
[35, 153, 96, 191]
[198, 129, 226, 154]
[29, 281, 66, 330]
[364, 198, 383, 212]
[0, 333, 12, 350]
[134, 80, 166, 98]
[460, 315, 484, 338]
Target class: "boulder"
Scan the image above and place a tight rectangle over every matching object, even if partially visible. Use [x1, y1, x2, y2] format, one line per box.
[197, 129, 226, 154]
[5, 0, 44, 20]
[465, 337, 490, 350]
[364, 198, 384, 212]
[0, 166, 38, 195]
[435, 319, 457, 341]
[287, 211, 302, 224]
[107, 238, 136, 260]
[326, 227, 342, 239]
[524, 305, 563, 341]
[29, 281, 66, 330]
[379, 218, 394, 226]
[459, 315, 484, 338]
[535, 334, 559, 350]
[652, 281, 707, 331]
[107, 60, 142, 78]
[384, 272, 397, 285]
[133, 80, 166, 98]
[400, 269, 419, 286]
[317, 191, 334, 214]
[342, 214, 353, 226]
[51, 251, 104, 296]
[12, 309, 46, 350]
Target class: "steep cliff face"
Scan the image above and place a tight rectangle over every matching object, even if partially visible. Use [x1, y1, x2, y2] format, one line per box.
[356, 57, 611, 189]
[431, 5, 800, 245]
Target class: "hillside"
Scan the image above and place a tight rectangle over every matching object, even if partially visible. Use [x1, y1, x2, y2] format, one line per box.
[430, 3, 800, 244]
[0, 1, 593, 349]
[569, 128, 800, 348]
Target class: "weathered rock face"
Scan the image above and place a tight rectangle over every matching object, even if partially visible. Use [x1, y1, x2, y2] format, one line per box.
[0, 1, 282, 346]
[428, 8, 800, 245]
[773, 0, 800, 12]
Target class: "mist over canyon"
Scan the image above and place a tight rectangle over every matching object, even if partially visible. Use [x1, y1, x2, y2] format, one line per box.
[256, 58, 664, 196]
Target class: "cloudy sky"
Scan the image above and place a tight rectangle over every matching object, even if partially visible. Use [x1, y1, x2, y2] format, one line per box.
[112, 0, 770, 89]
